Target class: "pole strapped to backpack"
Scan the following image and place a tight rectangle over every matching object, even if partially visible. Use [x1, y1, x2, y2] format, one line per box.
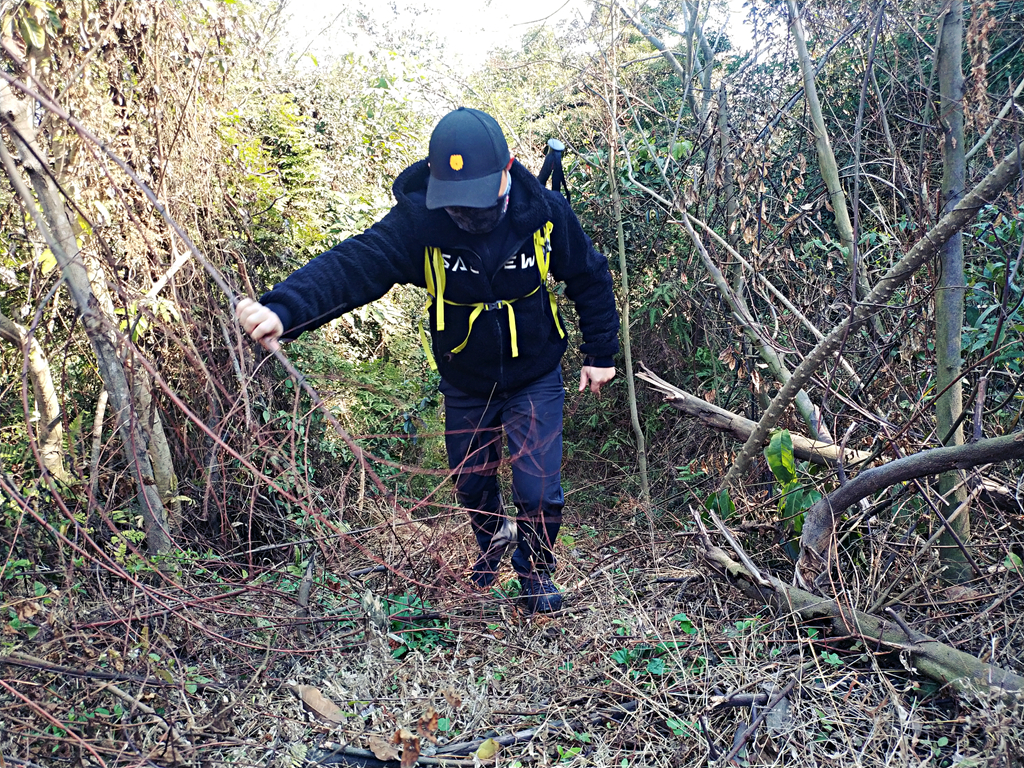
[420, 221, 563, 371]
[538, 138, 571, 204]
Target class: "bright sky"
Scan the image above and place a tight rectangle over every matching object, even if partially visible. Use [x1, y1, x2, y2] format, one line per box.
[283, 0, 754, 72]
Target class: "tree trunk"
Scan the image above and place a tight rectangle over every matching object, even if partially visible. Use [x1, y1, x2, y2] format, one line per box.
[130, 367, 181, 526]
[608, 5, 650, 510]
[0, 310, 69, 482]
[935, 0, 970, 581]
[0, 85, 172, 556]
[786, 0, 872, 306]
[717, 82, 742, 297]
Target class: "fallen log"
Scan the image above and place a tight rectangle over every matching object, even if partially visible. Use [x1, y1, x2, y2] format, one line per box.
[799, 431, 1024, 586]
[703, 545, 1024, 702]
[637, 364, 1021, 512]
[637, 364, 872, 467]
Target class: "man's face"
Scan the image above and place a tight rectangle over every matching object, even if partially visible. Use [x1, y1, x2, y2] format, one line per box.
[444, 168, 512, 234]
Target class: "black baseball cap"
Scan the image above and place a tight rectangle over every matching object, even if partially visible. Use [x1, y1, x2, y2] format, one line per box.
[426, 108, 510, 210]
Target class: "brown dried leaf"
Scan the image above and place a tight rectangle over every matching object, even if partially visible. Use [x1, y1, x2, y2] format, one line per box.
[368, 735, 400, 761]
[942, 586, 984, 603]
[290, 684, 345, 725]
[146, 741, 180, 765]
[392, 728, 420, 768]
[443, 689, 462, 709]
[16, 601, 40, 621]
[417, 706, 439, 744]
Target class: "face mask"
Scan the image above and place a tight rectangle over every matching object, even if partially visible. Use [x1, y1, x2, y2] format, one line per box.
[445, 177, 512, 234]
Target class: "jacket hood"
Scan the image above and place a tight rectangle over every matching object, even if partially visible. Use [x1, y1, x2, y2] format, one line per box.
[393, 158, 558, 237]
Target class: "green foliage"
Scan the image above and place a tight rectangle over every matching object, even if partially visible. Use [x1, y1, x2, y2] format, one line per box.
[671, 612, 698, 635]
[667, 717, 699, 738]
[608, 615, 702, 685]
[765, 430, 797, 485]
[1004, 552, 1023, 575]
[764, 430, 824, 543]
[704, 489, 735, 520]
[387, 592, 448, 659]
[963, 208, 1024, 423]
[220, 92, 326, 261]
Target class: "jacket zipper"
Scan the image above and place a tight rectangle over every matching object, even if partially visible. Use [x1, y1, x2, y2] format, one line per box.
[442, 233, 542, 390]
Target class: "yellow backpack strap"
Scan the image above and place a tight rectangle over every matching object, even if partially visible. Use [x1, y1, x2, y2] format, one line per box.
[419, 320, 437, 370]
[450, 303, 485, 355]
[533, 221, 565, 340]
[431, 248, 447, 330]
[424, 247, 436, 294]
[505, 302, 519, 357]
[420, 248, 441, 370]
[534, 221, 554, 281]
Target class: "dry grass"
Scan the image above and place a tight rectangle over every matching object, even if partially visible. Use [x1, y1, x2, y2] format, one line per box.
[2, 492, 1023, 768]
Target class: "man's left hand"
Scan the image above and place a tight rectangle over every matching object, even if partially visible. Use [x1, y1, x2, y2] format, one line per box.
[579, 366, 615, 395]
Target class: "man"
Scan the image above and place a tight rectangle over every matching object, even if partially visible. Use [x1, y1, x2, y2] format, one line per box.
[236, 107, 618, 612]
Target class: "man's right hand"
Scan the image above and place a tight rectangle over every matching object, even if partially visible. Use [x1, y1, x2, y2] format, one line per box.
[235, 298, 283, 352]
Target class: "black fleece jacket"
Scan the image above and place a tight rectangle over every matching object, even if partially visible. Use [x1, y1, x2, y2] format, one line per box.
[260, 159, 619, 397]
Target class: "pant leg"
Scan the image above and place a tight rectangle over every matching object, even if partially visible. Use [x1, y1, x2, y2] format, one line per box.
[502, 367, 566, 575]
[441, 381, 508, 570]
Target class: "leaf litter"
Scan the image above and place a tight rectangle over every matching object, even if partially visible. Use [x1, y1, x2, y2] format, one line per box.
[1, 508, 1022, 768]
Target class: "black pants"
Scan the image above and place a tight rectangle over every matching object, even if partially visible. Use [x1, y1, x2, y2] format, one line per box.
[441, 366, 565, 576]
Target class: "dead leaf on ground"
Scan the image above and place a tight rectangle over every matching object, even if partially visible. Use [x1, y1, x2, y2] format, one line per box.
[417, 705, 439, 743]
[368, 734, 400, 761]
[17, 601, 41, 621]
[941, 585, 984, 602]
[392, 727, 420, 768]
[289, 684, 345, 725]
[442, 688, 462, 709]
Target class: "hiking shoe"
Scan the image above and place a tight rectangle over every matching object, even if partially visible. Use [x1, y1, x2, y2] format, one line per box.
[519, 572, 562, 613]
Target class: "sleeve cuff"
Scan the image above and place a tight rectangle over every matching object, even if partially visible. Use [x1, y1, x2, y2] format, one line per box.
[584, 355, 615, 369]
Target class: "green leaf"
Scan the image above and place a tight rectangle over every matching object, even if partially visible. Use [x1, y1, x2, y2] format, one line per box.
[671, 140, 692, 160]
[18, 15, 45, 50]
[782, 486, 805, 521]
[646, 657, 666, 675]
[667, 718, 696, 737]
[704, 489, 735, 519]
[33, 581, 46, 597]
[671, 613, 697, 634]
[765, 430, 797, 484]
[611, 648, 633, 665]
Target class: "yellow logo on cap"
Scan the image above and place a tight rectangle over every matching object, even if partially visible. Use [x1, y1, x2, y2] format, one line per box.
[450, 154, 464, 171]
